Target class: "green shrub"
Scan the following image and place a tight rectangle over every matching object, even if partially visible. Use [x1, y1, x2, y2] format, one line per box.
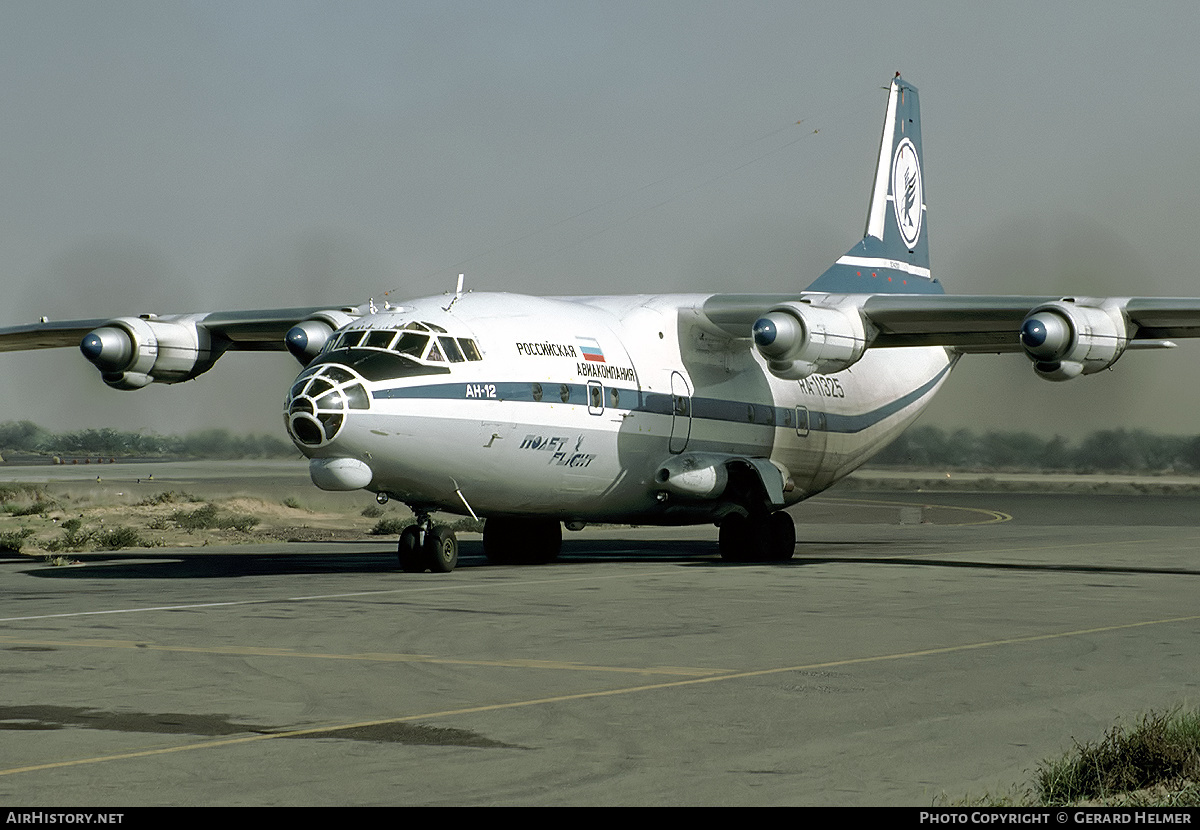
[0, 528, 34, 552]
[96, 526, 147, 550]
[222, 513, 260, 532]
[137, 490, 197, 506]
[370, 516, 413, 536]
[47, 519, 96, 552]
[171, 503, 219, 530]
[1037, 710, 1200, 804]
[8, 499, 57, 516]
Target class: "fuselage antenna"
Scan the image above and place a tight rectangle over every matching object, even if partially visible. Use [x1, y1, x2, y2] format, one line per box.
[443, 273, 466, 312]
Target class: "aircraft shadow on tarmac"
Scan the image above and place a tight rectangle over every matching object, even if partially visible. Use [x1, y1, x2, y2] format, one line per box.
[10, 538, 1200, 579]
[0, 703, 518, 747]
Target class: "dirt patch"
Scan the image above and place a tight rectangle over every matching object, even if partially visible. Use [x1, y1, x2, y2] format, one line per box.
[0, 482, 418, 556]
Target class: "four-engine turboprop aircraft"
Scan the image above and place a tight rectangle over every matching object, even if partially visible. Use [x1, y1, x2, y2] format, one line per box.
[5, 74, 1200, 573]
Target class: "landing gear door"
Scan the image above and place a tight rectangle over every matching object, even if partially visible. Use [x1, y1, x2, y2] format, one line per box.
[669, 371, 692, 454]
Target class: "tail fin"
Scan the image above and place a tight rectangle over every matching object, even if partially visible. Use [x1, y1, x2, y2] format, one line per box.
[806, 74, 942, 295]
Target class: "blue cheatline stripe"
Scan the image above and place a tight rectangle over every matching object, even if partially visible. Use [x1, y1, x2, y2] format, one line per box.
[371, 362, 951, 436]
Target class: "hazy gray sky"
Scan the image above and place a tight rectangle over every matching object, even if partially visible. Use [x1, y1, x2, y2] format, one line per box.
[3, 1, 1200, 438]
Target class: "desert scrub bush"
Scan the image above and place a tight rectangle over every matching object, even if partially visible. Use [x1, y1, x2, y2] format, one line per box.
[282, 497, 302, 509]
[222, 513, 260, 532]
[370, 517, 479, 535]
[0, 528, 35, 552]
[170, 503, 219, 530]
[95, 526, 155, 550]
[46, 518, 96, 552]
[1036, 709, 1200, 805]
[166, 502, 258, 532]
[0, 483, 49, 502]
[360, 504, 385, 518]
[137, 490, 198, 506]
[939, 708, 1200, 807]
[370, 516, 413, 535]
[0, 483, 56, 516]
[7, 499, 57, 516]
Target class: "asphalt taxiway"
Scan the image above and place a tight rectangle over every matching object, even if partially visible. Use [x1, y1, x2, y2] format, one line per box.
[2, 473, 1198, 806]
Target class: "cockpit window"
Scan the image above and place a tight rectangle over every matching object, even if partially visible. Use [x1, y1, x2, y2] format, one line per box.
[458, 338, 482, 361]
[393, 332, 428, 357]
[364, 330, 395, 349]
[439, 336, 465, 363]
[338, 330, 364, 349]
[320, 366, 355, 384]
[308, 349, 451, 382]
[314, 390, 343, 410]
[324, 322, 482, 367]
[343, 383, 370, 410]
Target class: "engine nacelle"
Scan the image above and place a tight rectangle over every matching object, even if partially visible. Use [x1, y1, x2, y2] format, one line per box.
[80, 316, 220, 390]
[751, 301, 868, 380]
[285, 310, 356, 365]
[1018, 301, 1130, 382]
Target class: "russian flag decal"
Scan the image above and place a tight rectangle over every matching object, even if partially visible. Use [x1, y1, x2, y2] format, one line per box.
[577, 336, 606, 362]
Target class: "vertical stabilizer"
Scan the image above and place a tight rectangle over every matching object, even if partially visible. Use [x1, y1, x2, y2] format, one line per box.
[807, 74, 941, 295]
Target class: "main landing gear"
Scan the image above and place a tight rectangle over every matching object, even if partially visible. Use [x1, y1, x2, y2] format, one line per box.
[717, 510, 795, 563]
[397, 511, 458, 573]
[393, 511, 564, 573]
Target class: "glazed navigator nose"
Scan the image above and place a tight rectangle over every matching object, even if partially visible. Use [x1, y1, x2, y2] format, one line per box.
[284, 363, 370, 448]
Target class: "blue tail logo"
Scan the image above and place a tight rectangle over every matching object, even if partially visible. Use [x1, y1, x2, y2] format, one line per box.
[892, 137, 923, 249]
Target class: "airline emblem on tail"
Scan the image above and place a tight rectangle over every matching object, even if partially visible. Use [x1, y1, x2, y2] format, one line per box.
[891, 137, 923, 249]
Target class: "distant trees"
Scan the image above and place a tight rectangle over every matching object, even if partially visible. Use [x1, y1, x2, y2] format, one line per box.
[0, 421, 295, 459]
[2, 418, 1199, 471]
[872, 426, 1200, 473]
[0, 421, 49, 453]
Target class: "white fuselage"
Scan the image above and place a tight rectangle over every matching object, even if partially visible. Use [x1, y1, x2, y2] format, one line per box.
[286, 291, 954, 524]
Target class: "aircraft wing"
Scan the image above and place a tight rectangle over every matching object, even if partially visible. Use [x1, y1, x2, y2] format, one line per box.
[700, 293, 1200, 351]
[699, 293, 1200, 382]
[0, 304, 363, 389]
[0, 317, 111, 352]
[861, 295, 1200, 352]
[0, 307, 353, 353]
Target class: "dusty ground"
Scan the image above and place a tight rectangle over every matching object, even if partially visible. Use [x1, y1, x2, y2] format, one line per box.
[5, 461, 1200, 560]
[0, 477, 420, 558]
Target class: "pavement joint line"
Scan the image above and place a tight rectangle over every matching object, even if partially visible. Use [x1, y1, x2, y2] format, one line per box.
[3, 611, 1199, 779]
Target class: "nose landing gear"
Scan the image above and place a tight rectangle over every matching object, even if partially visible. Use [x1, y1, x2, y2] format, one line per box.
[397, 510, 459, 573]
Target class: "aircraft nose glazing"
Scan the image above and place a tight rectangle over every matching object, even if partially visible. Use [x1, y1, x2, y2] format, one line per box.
[284, 363, 371, 448]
